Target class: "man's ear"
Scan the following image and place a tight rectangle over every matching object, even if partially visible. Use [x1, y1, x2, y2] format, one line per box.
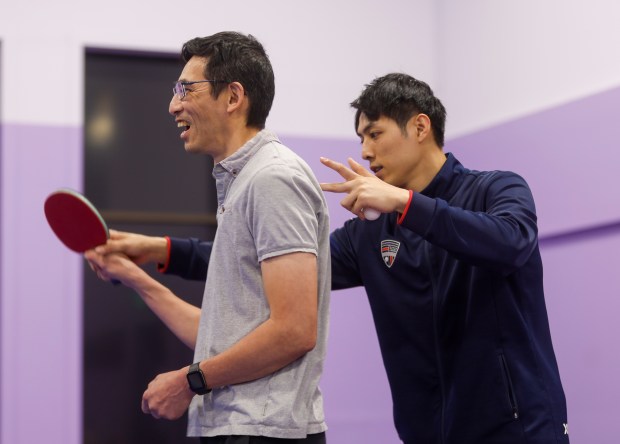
[408, 113, 432, 142]
[226, 81, 246, 113]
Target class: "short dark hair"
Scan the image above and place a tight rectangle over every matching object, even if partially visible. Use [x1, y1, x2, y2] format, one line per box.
[181, 32, 275, 129]
[351, 73, 447, 147]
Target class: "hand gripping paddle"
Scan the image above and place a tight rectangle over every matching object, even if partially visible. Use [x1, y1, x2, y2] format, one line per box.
[44, 188, 120, 284]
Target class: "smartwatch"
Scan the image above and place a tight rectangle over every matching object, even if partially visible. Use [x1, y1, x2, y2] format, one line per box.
[186, 362, 211, 395]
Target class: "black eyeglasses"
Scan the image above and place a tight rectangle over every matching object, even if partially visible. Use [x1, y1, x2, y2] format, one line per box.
[172, 80, 229, 100]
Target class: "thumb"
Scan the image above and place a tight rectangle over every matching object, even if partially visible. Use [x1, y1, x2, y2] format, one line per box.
[95, 237, 124, 255]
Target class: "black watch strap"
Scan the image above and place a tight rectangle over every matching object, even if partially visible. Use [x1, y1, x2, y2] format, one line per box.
[186, 362, 211, 395]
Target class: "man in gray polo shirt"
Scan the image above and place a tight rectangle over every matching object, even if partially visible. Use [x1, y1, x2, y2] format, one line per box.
[86, 32, 330, 444]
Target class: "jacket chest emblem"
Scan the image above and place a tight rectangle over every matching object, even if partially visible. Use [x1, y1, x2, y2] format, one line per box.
[381, 240, 401, 268]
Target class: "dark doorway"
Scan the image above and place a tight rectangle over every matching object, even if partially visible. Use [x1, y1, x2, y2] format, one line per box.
[83, 48, 217, 444]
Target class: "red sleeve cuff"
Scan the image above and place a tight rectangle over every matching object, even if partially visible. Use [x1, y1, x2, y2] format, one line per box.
[157, 236, 172, 273]
[397, 190, 414, 225]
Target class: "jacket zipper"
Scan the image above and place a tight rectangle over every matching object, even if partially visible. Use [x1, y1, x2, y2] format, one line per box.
[499, 353, 520, 419]
[425, 241, 446, 443]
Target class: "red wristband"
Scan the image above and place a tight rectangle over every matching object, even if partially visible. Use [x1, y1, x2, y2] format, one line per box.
[157, 236, 172, 273]
[397, 190, 414, 225]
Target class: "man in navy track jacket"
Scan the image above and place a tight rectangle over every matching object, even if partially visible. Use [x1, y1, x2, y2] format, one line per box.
[319, 73, 569, 443]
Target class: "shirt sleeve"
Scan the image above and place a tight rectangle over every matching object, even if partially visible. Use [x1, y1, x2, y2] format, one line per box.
[246, 164, 322, 262]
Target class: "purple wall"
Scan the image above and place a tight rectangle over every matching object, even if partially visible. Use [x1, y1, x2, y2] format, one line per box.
[541, 227, 620, 441]
[1, 123, 83, 444]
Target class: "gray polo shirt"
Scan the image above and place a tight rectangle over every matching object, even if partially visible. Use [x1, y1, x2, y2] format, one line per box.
[187, 129, 331, 439]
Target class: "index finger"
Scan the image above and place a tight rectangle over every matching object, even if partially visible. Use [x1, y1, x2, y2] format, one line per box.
[319, 157, 359, 181]
[320, 181, 353, 193]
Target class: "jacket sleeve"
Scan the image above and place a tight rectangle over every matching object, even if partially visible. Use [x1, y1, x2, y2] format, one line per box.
[399, 171, 539, 273]
[159, 237, 212, 281]
[330, 222, 364, 290]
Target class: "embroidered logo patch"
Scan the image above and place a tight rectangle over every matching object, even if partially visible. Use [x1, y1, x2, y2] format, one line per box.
[381, 240, 400, 268]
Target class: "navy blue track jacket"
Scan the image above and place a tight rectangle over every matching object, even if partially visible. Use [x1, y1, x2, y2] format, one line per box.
[163, 153, 569, 444]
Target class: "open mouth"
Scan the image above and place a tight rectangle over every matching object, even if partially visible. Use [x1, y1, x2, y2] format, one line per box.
[177, 120, 191, 138]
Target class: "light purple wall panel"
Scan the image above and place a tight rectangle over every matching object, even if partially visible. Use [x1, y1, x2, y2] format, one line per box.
[540, 228, 620, 444]
[1, 124, 82, 444]
[447, 85, 620, 238]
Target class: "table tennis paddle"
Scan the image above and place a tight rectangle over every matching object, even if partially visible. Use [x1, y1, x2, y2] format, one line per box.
[44, 188, 120, 284]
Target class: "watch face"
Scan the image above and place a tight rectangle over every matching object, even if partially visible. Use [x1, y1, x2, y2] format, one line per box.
[187, 371, 205, 390]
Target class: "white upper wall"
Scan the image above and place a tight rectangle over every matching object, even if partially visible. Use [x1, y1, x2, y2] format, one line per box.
[0, 0, 437, 139]
[437, 0, 620, 138]
[4, 0, 620, 138]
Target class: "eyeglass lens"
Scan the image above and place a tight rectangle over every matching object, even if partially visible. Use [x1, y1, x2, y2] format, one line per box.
[173, 82, 185, 99]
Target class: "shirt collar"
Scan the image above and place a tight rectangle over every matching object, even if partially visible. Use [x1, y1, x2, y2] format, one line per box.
[215, 128, 279, 177]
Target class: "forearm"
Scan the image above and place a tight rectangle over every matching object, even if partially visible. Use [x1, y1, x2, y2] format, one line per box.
[200, 316, 315, 388]
[133, 278, 201, 349]
[400, 176, 539, 270]
[85, 248, 202, 348]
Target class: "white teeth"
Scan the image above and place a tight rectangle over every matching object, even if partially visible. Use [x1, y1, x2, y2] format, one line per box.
[177, 121, 189, 128]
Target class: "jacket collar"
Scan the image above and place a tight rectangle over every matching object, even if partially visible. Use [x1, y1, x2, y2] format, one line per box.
[419, 152, 467, 200]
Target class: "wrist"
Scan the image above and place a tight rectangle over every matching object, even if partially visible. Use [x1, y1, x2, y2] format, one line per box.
[156, 237, 171, 273]
[396, 188, 413, 213]
[153, 236, 169, 264]
[397, 190, 414, 225]
[186, 362, 211, 395]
